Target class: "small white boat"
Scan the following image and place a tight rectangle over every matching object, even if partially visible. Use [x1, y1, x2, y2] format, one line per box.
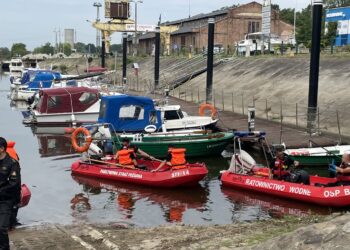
[9, 58, 24, 74]
[157, 105, 218, 131]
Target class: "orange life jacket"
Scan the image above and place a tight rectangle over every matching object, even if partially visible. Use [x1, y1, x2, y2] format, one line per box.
[169, 148, 187, 170]
[6, 141, 19, 161]
[118, 149, 135, 165]
[274, 159, 288, 170]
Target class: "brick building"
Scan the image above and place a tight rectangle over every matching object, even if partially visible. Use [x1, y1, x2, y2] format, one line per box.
[132, 1, 294, 55]
[168, 2, 294, 53]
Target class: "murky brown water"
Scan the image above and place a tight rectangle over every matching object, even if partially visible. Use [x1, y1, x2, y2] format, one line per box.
[0, 73, 334, 227]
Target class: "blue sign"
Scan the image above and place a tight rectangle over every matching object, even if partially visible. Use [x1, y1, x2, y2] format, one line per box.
[325, 7, 350, 46]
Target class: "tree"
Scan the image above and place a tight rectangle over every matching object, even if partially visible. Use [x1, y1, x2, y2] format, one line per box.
[33, 42, 54, 55]
[110, 44, 122, 53]
[279, 8, 295, 25]
[75, 42, 87, 53]
[324, 21, 338, 47]
[85, 43, 96, 54]
[0, 47, 11, 60]
[63, 43, 72, 56]
[272, 4, 280, 11]
[11, 43, 27, 57]
[325, 0, 350, 7]
[296, 5, 312, 47]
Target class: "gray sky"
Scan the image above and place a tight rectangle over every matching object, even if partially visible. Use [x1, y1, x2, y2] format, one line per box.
[0, 0, 311, 50]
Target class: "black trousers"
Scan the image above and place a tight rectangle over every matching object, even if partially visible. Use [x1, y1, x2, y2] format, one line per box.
[0, 199, 14, 250]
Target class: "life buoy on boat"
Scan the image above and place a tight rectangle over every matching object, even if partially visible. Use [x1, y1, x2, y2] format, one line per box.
[199, 103, 217, 120]
[71, 127, 92, 153]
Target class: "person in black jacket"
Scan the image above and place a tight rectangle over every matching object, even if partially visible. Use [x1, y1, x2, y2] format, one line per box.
[0, 137, 21, 250]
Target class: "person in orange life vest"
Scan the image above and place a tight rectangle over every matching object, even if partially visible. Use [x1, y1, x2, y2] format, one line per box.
[0, 137, 21, 250]
[115, 138, 155, 168]
[152, 145, 187, 172]
[269, 150, 300, 180]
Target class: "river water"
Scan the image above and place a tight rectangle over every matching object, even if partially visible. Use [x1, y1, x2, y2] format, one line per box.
[0, 73, 333, 228]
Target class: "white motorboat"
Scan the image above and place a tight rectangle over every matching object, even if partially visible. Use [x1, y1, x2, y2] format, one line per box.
[157, 105, 218, 131]
[25, 87, 101, 125]
[9, 58, 24, 74]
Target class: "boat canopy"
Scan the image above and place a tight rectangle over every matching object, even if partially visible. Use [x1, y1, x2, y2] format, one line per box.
[23, 70, 61, 89]
[36, 87, 99, 114]
[98, 95, 162, 132]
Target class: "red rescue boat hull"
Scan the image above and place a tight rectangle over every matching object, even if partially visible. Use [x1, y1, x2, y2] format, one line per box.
[71, 160, 208, 187]
[221, 171, 350, 207]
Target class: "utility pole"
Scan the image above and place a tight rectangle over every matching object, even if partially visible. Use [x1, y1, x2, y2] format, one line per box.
[307, 0, 323, 134]
[53, 29, 58, 54]
[122, 33, 128, 84]
[131, 0, 143, 56]
[93, 2, 102, 55]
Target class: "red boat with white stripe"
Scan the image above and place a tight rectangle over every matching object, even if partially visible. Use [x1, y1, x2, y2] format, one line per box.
[221, 170, 350, 207]
[71, 159, 208, 187]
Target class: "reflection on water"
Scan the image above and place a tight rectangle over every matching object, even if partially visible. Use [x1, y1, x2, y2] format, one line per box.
[0, 74, 340, 228]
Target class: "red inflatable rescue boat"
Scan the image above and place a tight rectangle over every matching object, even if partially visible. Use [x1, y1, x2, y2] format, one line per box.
[71, 158, 208, 187]
[221, 169, 350, 207]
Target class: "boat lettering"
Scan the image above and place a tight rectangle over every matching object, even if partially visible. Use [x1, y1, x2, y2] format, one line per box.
[171, 170, 190, 178]
[100, 169, 143, 179]
[289, 186, 311, 196]
[345, 189, 350, 196]
[245, 179, 285, 191]
[324, 189, 341, 198]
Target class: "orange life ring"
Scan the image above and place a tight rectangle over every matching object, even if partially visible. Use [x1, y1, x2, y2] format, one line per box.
[71, 127, 92, 153]
[199, 103, 217, 119]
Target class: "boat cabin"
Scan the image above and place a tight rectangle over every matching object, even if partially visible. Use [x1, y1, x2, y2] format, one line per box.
[157, 105, 185, 121]
[98, 95, 162, 132]
[23, 70, 61, 90]
[36, 87, 99, 114]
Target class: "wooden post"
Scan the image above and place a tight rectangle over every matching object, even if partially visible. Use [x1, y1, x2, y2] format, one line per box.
[222, 90, 225, 111]
[213, 89, 216, 107]
[241, 93, 244, 115]
[197, 88, 200, 103]
[296, 103, 299, 127]
[280, 102, 283, 144]
[317, 107, 320, 133]
[232, 92, 234, 112]
[337, 110, 342, 144]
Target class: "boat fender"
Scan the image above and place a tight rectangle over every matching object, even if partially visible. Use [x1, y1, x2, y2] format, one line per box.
[199, 103, 218, 120]
[71, 127, 93, 153]
[144, 125, 157, 133]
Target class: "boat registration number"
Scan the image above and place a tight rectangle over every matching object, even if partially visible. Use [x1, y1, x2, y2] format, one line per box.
[171, 170, 190, 178]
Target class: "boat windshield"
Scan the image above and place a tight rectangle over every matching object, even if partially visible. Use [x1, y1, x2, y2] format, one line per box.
[164, 110, 180, 120]
[177, 109, 184, 119]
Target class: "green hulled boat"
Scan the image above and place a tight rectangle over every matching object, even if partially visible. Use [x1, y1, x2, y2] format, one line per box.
[284, 145, 350, 166]
[112, 131, 234, 158]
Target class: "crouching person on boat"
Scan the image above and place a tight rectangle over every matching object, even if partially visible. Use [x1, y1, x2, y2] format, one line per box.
[0, 137, 21, 250]
[152, 145, 187, 172]
[116, 138, 155, 169]
[270, 150, 309, 184]
[328, 153, 350, 185]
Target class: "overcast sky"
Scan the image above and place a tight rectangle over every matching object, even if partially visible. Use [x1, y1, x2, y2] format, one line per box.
[0, 0, 312, 50]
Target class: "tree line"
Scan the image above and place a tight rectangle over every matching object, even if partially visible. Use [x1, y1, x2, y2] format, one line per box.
[0, 42, 122, 61]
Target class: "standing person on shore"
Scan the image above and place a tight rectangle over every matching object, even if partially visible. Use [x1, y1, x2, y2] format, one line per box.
[0, 137, 21, 250]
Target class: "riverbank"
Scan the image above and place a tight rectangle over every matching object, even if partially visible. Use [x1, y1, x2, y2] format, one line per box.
[11, 214, 332, 249]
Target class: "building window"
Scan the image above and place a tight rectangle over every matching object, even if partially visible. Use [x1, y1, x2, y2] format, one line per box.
[248, 21, 260, 34]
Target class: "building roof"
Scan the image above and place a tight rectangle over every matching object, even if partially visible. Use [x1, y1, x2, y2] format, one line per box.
[171, 26, 198, 35]
[138, 32, 156, 40]
[162, 8, 229, 26]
